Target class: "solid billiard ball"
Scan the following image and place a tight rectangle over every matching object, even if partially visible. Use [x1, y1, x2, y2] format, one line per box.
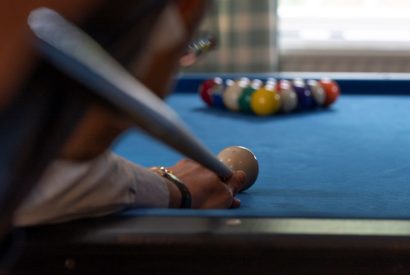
[319, 78, 340, 107]
[198, 79, 216, 106]
[292, 79, 315, 110]
[278, 80, 298, 113]
[209, 77, 224, 108]
[223, 78, 250, 111]
[217, 146, 259, 192]
[212, 91, 225, 110]
[307, 79, 326, 106]
[250, 84, 281, 116]
[238, 79, 262, 113]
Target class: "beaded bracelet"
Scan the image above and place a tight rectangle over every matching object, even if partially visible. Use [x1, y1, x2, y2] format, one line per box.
[151, 166, 192, 209]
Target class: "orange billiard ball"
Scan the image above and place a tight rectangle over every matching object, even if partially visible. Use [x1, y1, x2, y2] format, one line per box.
[319, 78, 340, 107]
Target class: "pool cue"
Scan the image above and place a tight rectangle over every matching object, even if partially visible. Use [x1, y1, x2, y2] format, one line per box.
[28, 8, 233, 180]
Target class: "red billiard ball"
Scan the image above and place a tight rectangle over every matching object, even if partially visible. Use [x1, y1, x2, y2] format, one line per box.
[199, 78, 219, 106]
[319, 78, 340, 107]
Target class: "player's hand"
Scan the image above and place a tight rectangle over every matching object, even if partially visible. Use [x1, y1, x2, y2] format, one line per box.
[167, 159, 247, 209]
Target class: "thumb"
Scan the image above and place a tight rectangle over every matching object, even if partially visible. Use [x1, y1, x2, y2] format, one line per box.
[231, 197, 241, 208]
[227, 170, 247, 195]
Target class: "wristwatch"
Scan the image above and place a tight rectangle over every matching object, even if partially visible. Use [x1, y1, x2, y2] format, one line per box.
[152, 167, 192, 209]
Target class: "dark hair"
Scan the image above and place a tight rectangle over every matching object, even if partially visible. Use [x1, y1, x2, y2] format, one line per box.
[81, 0, 169, 67]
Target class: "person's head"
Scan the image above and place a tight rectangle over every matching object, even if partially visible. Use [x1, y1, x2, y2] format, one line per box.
[80, 0, 209, 98]
[128, 0, 209, 98]
[0, 0, 209, 241]
[0, 0, 208, 109]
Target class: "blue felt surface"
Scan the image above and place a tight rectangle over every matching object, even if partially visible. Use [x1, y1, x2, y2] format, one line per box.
[114, 92, 410, 219]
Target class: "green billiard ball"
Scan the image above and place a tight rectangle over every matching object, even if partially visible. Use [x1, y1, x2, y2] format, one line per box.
[238, 86, 256, 113]
[238, 79, 262, 113]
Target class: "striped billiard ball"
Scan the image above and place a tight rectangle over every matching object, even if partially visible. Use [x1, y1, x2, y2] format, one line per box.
[223, 77, 250, 111]
[307, 79, 326, 107]
[278, 80, 298, 113]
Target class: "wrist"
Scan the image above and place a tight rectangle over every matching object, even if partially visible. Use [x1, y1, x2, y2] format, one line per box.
[151, 166, 192, 208]
[165, 179, 183, 208]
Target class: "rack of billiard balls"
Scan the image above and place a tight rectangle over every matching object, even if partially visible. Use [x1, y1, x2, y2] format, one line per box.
[199, 77, 340, 116]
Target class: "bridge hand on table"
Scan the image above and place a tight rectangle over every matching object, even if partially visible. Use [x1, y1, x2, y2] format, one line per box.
[167, 146, 258, 209]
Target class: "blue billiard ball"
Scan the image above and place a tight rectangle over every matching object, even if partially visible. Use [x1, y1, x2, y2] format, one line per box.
[211, 82, 226, 109]
[203, 78, 224, 109]
[212, 93, 225, 109]
[292, 79, 315, 110]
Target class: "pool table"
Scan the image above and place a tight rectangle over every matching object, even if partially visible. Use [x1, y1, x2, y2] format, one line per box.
[12, 73, 410, 274]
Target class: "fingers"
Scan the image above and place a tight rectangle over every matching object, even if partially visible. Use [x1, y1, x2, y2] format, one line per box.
[231, 197, 241, 208]
[169, 159, 247, 209]
[226, 170, 246, 195]
[227, 170, 246, 209]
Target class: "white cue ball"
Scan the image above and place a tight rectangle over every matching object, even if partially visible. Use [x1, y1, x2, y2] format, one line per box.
[217, 146, 259, 192]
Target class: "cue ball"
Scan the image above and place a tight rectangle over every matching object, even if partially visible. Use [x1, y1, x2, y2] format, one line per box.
[217, 146, 259, 192]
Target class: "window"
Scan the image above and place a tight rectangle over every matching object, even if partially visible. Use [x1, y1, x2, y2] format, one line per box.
[278, 0, 410, 72]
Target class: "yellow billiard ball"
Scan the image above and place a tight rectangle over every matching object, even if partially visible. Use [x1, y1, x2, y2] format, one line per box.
[250, 85, 281, 116]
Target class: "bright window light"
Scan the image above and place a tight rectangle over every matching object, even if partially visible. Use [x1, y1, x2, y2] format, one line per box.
[278, 0, 410, 52]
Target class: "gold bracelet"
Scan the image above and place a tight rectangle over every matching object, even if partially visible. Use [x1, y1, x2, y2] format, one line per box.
[151, 167, 192, 209]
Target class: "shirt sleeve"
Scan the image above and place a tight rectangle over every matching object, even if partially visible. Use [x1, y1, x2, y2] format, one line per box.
[13, 151, 170, 226]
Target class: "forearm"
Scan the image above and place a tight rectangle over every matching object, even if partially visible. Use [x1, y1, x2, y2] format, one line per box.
[60, 104, 131, 161]
[13, 151, 172, 226]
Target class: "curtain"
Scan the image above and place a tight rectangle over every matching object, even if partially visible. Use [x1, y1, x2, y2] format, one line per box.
[184, 0, 278, 73]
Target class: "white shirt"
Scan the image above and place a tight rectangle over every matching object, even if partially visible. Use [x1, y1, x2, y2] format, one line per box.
[13, 151, 170, 226]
